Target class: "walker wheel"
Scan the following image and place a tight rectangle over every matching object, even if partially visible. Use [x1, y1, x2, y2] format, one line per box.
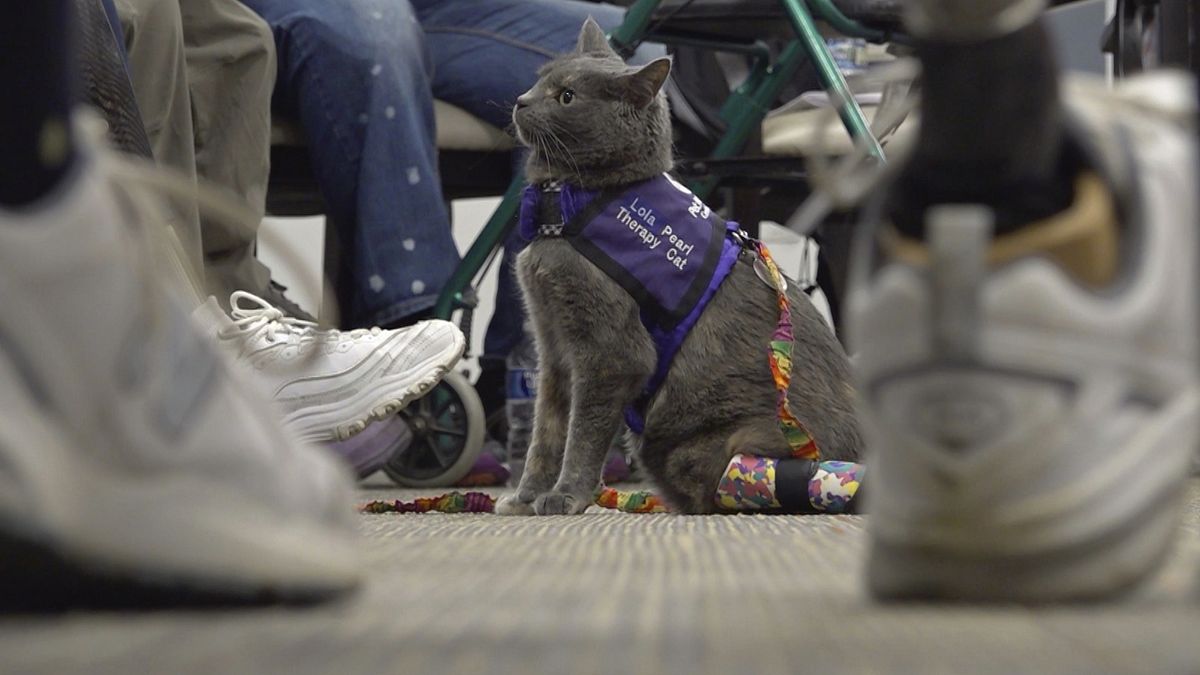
[383, 370, 486, 487]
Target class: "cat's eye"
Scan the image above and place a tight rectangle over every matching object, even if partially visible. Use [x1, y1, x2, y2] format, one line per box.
[558, 88, 575, 105]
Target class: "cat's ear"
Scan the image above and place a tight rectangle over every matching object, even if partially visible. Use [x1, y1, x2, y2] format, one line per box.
[575, 17, 616, 56]
[619, 57, 672, 108]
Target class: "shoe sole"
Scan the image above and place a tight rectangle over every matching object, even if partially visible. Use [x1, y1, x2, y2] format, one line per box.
[868, 491, 1182, 603]
[0, 460, 361, 610]
[0, 528, 349, 611]
[866, 387, 1199, 603]
[0, 451, 362, 610]
[282, 326, 467, 443]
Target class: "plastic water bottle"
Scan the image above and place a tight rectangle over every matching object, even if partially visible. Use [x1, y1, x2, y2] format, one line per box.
[505, 336, 538, 485]
[826, 37, 868, 76]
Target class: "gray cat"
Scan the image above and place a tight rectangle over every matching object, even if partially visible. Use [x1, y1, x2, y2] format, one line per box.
[496, 18, 862, 516]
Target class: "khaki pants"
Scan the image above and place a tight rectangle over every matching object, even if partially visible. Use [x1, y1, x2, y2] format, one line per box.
[115, 0, 274, 307]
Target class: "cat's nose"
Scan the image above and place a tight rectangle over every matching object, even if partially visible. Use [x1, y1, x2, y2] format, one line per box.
[515, 93, 533, 110]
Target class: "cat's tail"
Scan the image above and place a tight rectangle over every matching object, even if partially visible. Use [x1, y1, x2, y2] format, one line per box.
[725, 424, 794, 459]
[725, 409, 864, 464]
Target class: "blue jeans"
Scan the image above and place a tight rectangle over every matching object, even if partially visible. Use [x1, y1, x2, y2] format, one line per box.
[242, 0, 654, 358]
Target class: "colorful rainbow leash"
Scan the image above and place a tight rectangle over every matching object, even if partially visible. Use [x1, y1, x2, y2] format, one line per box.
[754, 240, 821, 461]
[713, 239, 864, 513]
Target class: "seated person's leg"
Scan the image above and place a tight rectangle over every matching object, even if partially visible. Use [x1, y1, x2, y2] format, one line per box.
[244, 0, 459, 329]
[179, 0, 288, 313]
[113, 0, 205, 279]
[416, 0, 660, 131]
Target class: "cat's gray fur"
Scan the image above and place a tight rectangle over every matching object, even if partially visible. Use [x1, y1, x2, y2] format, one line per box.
[496, 18, 862, 516]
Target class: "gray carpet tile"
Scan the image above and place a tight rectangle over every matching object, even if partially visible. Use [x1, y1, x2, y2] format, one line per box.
[2, 480, 1198, 675]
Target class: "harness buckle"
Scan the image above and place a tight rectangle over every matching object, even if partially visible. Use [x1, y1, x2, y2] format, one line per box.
[730, 228, 758, 250]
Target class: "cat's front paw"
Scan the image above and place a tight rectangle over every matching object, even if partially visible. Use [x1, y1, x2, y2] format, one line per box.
[533, 491, 591, 515]
[495, 494, 536, 516]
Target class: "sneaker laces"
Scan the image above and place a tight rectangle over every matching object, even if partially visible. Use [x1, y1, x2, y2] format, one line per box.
[786, 61, 1191, 241]
[224, 291, 381, 346]
[788, 1, 1060, 235]
[223, 291, 321, 345]
[785, 58, 921, 237]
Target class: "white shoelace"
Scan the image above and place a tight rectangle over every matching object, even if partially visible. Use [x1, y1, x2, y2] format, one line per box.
[223, 291, 320, 344]
[785, 59, 921, 237]
[224, 291, 382, 345]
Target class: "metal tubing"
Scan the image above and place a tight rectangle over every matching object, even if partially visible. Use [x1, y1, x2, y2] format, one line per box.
[805, 0, 892, 43]
[651, 33, 773, 59]
[780, 0, 885, 162]
[609, 0, 662, 56]
[432, 175, 523, 320]
[689, 40, 810, 197]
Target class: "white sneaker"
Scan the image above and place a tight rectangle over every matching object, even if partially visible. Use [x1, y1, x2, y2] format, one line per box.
[195, 292, 465, 443]
[848, 72, 1200, 602]
[0, 117, 360, 608]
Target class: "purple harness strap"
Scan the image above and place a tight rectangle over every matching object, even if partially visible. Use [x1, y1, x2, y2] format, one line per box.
[520, 174, 744, 433]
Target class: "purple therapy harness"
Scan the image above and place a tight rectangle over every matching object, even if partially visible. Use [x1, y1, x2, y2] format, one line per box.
[519, 173, 752, 434]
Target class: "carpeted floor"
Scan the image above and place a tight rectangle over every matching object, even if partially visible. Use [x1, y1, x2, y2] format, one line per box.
[2, 479, 1198, 675]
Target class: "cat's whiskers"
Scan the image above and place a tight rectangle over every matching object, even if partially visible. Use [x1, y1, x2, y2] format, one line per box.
[527, 127, 562, 177]
[542, 126, 583, 183]
[546, 120, 582, 142]
[545, 122, 587, 180]
[528, 126, 568, 182]
[526, 127, 549, 163]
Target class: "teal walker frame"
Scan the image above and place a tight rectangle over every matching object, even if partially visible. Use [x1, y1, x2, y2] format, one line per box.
[385, 0, 894, 487]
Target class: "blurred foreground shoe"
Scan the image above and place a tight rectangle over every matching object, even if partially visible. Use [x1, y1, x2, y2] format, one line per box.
[195, 291, 465, 443]
[850, 72, 1200, 602]
[0, 116, 361, 609]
